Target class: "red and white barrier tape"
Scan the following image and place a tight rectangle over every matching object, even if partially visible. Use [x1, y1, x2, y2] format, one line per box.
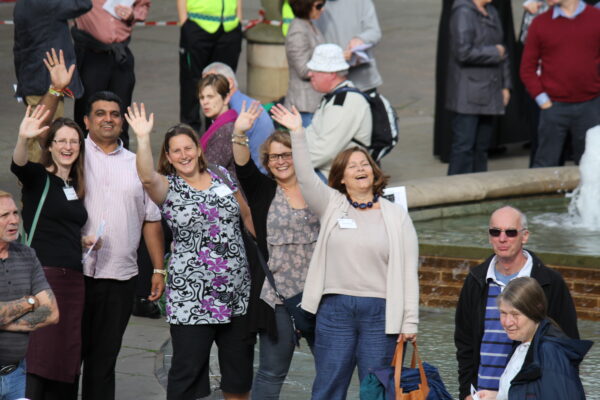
[0, 12, 283, 29]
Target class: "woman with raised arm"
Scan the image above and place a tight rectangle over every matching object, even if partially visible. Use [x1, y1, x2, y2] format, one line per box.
[12, 105, 95, 400]
[126, 103, 253, 400]
[270, 104, 420, 400]
[232, 102, 320, 398]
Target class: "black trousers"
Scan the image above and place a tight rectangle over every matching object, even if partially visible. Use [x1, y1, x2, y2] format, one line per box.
[532, 95, 600, 167]
[73, 45, 136, 149]
[179, 20, 242, 133]
[81, 276, 137, 400]
[26, 373, 78, 400]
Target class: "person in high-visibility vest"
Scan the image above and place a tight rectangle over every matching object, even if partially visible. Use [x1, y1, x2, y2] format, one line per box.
[177, 0, 243, 134]
[281, 0, 294, 36]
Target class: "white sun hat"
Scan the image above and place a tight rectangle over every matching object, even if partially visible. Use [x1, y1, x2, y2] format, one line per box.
[306, 43, 350, 73]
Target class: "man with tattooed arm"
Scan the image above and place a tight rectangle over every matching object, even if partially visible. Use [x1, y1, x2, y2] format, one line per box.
[0, 190, 59, 400]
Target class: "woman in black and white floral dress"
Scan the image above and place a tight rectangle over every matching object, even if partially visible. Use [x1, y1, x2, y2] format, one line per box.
[126, 103, 255, 400]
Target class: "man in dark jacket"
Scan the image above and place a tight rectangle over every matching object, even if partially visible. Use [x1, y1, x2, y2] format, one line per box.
[454, 205, 578, 400]
[13, 0, 91, 110]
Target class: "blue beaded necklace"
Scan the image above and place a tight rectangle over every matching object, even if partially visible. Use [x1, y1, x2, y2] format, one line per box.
[347, 194, 380, 209]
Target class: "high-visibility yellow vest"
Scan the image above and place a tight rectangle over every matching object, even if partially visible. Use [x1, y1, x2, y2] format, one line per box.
[187, 0, 239, 33]
[281, 0, 294, 37]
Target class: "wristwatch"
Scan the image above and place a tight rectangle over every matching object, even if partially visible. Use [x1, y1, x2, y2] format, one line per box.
[26, 296, 36, 311]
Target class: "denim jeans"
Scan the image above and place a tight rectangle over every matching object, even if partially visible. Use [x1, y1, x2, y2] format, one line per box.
[447, 113, 493, 175]
[532, 95, 600, 167]
[252, 306, 313, 399]
[311, 295, 396, 400]
[0, 360, 26, 400]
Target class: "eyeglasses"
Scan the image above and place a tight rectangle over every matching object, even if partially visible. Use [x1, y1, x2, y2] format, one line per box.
[488, 228, 525, 237]
[52, 139, 81, 146]
[267, 152, 293, 161]
[315, 2, 325, 10]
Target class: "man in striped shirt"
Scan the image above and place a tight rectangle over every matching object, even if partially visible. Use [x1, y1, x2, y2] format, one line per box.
[454, 206, 579, 400]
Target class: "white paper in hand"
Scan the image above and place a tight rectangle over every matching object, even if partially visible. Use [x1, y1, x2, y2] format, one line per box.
[82, 220, 106, 263]
[103, 0, 135, 19]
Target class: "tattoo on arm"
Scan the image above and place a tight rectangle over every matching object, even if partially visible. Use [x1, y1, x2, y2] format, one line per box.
[15, 305, 52, 329]
[0, 298, 29, 326]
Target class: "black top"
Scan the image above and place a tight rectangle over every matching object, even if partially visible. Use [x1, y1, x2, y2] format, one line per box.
[235, 159, 278, 340]
[454, 251, 579, 400]
[0, 242, 50, 363]
[11, 161, 87, 271]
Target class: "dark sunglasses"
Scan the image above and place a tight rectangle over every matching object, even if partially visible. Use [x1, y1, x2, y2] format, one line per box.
[488, 228, 525, 237]
[315, 2, 325, 10]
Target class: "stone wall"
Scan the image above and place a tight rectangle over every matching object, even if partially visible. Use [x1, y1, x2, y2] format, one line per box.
[419, 255, 600, 321]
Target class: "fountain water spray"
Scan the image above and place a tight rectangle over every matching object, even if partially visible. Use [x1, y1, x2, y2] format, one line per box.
[568, 125, 600, 230]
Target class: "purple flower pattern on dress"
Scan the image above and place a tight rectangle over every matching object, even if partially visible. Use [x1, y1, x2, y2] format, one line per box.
[159, 170, 250, 325]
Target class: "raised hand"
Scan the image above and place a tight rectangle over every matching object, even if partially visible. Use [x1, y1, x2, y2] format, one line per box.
[125, 102, 154, 140]
[18, 105, 50, 139]
[270, 104, 302, 132]
[43, 48, 75, 91]
[233, 100, 263, 133]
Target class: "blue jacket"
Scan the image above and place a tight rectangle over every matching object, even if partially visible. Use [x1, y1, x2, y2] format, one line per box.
[508, 319, 593, 399]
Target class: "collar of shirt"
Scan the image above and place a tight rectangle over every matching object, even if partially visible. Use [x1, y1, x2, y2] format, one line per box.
[486, 250, 533, 287]
[552, 0, 586, 19]
[86, 135, 124, 155]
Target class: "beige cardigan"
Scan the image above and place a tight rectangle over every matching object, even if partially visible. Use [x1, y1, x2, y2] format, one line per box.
[291, 129, 420, 334]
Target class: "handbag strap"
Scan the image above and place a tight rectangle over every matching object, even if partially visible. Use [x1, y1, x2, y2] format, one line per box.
[393, 339, 430, 400]
[250, 238, 287, 303]
[21, 175, 50, 247]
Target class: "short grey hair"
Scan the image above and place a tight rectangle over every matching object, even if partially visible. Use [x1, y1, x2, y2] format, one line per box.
[336, 69, 349, 77]
[202, 62, 238, 89]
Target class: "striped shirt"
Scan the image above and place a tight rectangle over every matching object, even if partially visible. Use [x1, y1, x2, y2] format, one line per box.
[82, 137, 161, 280]
[0, 242, 50, 363]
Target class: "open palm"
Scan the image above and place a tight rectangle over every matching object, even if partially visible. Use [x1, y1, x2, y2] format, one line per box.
[234, 100, 263, 133]
[18, 105, 50, 139]
[270, 104, 302, 132]
[125, 102, 154, 139]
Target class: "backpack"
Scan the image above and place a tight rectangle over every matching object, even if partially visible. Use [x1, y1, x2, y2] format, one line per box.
[327, 86, 400, 163]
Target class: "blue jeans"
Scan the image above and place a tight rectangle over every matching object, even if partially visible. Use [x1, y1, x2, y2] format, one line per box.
[447, 113, 493, 175]
[311, 295, 396, 400]
[252, 306, 313, 399]
[0, 360, 26, 400]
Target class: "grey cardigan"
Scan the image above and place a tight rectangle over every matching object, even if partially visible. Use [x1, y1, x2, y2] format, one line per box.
[445, 0, 511, 115]
[284, 18, 324, 113]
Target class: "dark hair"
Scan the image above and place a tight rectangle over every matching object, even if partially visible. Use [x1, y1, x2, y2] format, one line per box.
[198, 74, 230, 100]
[328, 147, 388, 196]
[497, 277, 547, 323]
[259, 130, 292, 177]
[85, 91, 124, 116]
[289, 0, 325, 19]
[40, 118, 86, 199]
[157, 124, 208, 175]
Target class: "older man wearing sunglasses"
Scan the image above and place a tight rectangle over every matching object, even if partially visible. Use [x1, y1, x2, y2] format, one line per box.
[453, 205, 579, 400]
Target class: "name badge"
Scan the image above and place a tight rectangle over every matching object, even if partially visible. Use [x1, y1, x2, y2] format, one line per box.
[212, 184, 233, 198]
[337, 218, 357, 229]
[63, 186, 78, 201]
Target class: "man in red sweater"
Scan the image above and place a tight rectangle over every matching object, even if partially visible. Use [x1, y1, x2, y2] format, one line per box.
[520, 0, 600, 167]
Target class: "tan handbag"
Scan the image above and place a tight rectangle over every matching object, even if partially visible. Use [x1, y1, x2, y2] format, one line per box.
[392, 339, 430, 400]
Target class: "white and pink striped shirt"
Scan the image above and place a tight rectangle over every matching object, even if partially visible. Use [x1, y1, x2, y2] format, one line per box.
[83, 136, 161, 280]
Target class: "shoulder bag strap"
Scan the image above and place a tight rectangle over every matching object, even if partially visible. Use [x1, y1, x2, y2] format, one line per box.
[247, 237, 287, 303]
[21, 175, 50, 246]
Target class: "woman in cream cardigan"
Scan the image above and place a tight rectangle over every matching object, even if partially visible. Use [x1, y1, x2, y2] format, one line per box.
[271, 104, 420, 400]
